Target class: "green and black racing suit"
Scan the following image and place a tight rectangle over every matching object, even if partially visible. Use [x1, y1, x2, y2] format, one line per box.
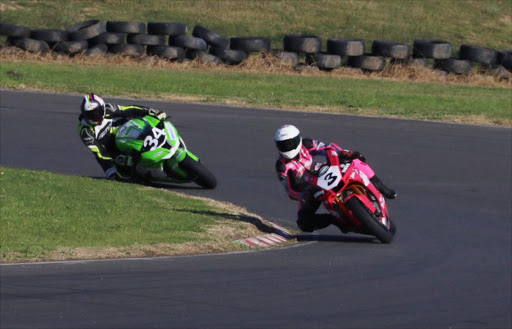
[78, 103, 166, 179]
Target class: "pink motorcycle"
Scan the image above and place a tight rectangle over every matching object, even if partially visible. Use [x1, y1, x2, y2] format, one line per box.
[303, 148, 396, 243]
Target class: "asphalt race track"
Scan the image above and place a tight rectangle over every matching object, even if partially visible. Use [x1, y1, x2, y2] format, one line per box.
[1, 90, 511, 329]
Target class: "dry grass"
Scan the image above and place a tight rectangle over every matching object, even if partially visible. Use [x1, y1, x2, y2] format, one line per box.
[1, 47, 510, 89]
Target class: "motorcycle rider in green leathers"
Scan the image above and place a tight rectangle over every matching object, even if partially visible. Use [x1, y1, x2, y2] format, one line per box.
[78, 93, 167, 180]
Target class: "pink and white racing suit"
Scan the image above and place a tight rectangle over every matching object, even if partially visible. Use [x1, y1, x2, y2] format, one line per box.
[275, 138, 369, 232]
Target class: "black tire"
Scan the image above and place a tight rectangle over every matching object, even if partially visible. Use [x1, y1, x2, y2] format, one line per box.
[170, 35, 207, 51]
[413, 39, 452, 59]
[147, 22, 187, 36]
[192, 25, 230, 49]
[497, 50, 512, 71]
[9, 37, 49, 53]
[31, 29, 68, 42]
[89, 32, 125, 45]
[147, 45, 186, 60]
[283, 34, 322, 54]
[327, 38, 365, 56]
[52, 40, 88, 54]
[439, 58, 472, 75]
[209, 47, 248, 65]
[305, 52, 342, 70]
[179, 155, 217, 189]
[459, 44, 498, 65]
[372, 40, 409, 59]
[84, 44, 108, 56]
[108, 43, 145, 57]
[67, 20, 106, 41]
[127, 33, 166, 46]
[346, 198, 394, 243]
[272, 50, 299, 66]
[187, 50, 223, 64]
[0, 23, 31, 38]
[106, 21, 146, 34]
[348, 54, 386, 71]
[230, 37, 271, 53]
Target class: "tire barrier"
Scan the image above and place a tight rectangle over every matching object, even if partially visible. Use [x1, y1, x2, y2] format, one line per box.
[305, 52, 342, 71]
[1, 19, 510, 79]
[327, 38, 365, 56]
[147, 45, 186, 61]
[229, 37, 271, 53]
[67, 20, 105, 41]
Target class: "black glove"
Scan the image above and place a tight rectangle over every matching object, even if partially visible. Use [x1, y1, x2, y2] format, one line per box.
[346, 151, 366, 162]
[148, 108, 167, 120]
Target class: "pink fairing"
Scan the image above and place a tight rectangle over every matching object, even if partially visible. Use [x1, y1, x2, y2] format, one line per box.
[351, 159, 375, 179]
[277, 142, 350, 201]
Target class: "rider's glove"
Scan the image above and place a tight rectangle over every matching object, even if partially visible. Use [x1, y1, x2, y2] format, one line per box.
[115, 154, 134, 167]
[346, 151, 366, 162]
[149, 108, 167, 120]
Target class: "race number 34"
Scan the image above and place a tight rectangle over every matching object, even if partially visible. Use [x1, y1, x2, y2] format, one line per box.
[143, 127, 166, 151]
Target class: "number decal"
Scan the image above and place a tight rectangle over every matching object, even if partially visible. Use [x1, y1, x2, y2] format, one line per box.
[317, 166, 342, 190]
[324, 173, 337, 185]
[142, 127, 166, 151]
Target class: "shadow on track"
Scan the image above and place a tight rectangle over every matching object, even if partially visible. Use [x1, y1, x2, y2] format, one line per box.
[90, 176, 205, 190]
[295, 233, 376, 243]
[174, 209, 275, 234]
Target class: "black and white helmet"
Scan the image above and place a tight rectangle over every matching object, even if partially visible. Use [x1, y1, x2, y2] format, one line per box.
[275, 124, 302, 159]
[80, 93, 106, 125]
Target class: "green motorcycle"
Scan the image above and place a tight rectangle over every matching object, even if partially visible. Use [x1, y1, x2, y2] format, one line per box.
[115, 115, 217, 189]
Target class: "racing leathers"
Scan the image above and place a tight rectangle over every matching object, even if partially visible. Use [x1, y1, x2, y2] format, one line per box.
[78, 103, 166, 180]
[275, 138, 395, 233]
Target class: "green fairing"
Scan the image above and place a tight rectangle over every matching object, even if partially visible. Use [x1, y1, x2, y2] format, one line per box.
[115, 115, 202, 182]
[115, 117, 148, 154]
[139, 148, 172, 168]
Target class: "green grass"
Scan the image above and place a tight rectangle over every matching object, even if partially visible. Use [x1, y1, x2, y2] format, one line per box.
[1, 0, 510, 51]
[1, 60, 511, 124]
[0, 166, 257, 262]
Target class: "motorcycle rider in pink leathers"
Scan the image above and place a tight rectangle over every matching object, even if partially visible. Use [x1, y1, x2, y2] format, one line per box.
[274, 124, 396, 233]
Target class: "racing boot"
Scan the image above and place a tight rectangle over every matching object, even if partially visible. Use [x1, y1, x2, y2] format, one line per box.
[370, 176, 396, 199]
[331, 218, 350, 234]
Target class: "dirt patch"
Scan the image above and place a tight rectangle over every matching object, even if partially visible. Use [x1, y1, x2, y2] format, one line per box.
[0, 3, 27, 11]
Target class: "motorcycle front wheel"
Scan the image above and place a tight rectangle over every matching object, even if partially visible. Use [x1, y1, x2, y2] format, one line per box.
[179, 155, 217, 189]
[346, 197, 395, 243]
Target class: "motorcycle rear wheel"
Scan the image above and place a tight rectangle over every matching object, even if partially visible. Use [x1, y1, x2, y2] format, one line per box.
[346, 198, 395, 243]
[179, 155, 217, 189]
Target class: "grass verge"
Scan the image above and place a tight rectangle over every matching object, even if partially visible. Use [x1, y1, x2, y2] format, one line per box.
[1, 52, 511, 126]
[0, 166, 280, 263]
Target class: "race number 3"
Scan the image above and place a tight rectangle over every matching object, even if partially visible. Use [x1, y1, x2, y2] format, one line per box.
[317, 166, 342, 190]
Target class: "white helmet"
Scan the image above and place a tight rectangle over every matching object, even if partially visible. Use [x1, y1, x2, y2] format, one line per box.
[80, 93, 106, 125]
[275, 125, 302, 159]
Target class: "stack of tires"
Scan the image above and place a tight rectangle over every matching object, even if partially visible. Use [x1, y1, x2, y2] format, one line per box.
[411, 40, 511, 78]
[281, 34, 342, 71]
[92, 21, 189, 59]
[1, 20, 510, 78]
[0, 21, 106, 55]
[281, 36, 400, 72]
[193, 25, 271, 65]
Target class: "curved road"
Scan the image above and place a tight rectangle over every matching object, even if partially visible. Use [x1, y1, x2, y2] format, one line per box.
[1, 90, 510, 328]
